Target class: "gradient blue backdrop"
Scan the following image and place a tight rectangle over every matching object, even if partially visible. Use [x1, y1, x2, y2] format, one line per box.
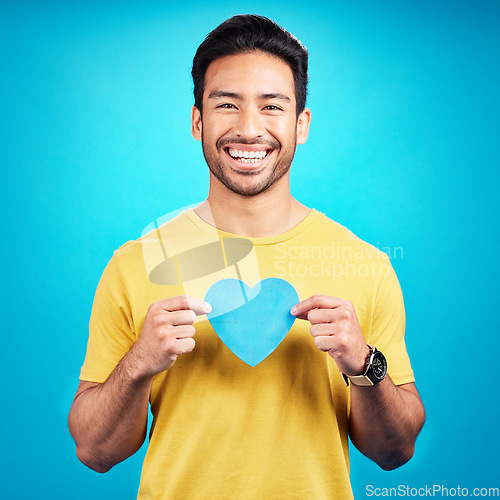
[1, 0, 499, 498]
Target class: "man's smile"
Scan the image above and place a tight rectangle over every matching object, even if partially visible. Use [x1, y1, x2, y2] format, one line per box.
[227, 148, 269, 162]
[220, 142, 277, 171]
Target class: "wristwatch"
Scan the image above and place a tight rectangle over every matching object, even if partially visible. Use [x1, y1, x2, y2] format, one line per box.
[342, 345, 387, 387]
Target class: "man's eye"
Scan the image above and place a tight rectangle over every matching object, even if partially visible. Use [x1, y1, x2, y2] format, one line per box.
[217, 103, 236, 109]
[263, 105, 282, 111]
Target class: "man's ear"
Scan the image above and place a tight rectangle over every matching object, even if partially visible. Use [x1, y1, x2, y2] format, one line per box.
[296, 108, 311, 145]
[191, 106, 202, 141]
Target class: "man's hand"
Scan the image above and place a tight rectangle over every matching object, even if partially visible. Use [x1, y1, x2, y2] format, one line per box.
[291, 294, 369, 376]
[292, 294, 425, 470]
[131, 295, 212, 380]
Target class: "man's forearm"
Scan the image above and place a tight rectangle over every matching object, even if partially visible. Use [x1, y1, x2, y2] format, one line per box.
[69, 295, 209, 472]
[68, 346, 153, 473]
[349, 379, 425, 470]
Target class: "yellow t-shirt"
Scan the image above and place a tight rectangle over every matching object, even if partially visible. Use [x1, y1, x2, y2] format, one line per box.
[80, 209, 414, 500]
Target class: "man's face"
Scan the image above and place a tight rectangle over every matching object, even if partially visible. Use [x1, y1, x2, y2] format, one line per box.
[192, 51, 311, 197]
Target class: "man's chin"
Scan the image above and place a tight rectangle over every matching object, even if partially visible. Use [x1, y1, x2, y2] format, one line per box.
[218, 178, 274, 197]
[206, 155, 291, 197]
[228, 165, 266, 176]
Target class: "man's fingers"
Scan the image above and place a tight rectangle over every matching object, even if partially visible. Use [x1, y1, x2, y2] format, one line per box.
[291, 294, 345, 319]
[313, 335, 333, 352]
[169, 309, 197, 326]
[307, 308, 336, 325]
[310, 323, 334, 337]
[173, 325, 196, 339]
[155, 295, 212, 315]
[175, 337, 196, 355]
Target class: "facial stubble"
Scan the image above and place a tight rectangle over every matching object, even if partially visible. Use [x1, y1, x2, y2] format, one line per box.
[201, 131, 297, 197]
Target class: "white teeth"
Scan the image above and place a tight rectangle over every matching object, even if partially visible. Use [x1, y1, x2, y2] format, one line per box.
[239, 158, 260, 163]
[228, 148, 268, 161]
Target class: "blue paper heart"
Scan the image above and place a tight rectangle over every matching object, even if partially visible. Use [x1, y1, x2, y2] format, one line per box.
[205, 278, 299, 367]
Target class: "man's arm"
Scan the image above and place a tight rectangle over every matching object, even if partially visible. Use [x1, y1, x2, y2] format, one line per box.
[68, 295, 211, 473]
[68, 350, 153, 473]
[291, 294, 425, 470]
[349, 380, 425, 470]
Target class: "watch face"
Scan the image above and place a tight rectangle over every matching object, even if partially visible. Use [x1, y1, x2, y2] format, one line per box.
[372, 352, 387, 379]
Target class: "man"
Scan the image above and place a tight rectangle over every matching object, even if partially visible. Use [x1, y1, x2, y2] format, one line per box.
[69, 14, 425, 499]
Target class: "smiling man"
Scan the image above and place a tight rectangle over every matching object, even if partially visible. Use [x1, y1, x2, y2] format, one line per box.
[193, 51, 309, 199]
[69, 15, 425, 499]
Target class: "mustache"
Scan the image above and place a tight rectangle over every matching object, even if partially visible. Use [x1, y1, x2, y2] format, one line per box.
[216, 137, 281, 150]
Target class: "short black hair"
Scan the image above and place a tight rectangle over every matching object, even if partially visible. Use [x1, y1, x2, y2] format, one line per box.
[192, 14, 308, 117]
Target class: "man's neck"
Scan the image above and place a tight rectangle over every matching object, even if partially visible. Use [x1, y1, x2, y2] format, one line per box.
[194, 176, 310, 238]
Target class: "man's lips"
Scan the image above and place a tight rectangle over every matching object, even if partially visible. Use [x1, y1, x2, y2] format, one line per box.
[223, 146, 274, 168]
[218, 141, 276, 167]
[226, 146, 271, 161]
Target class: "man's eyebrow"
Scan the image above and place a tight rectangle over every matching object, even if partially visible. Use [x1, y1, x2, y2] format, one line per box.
[259, 92, 291, 102]
[208, 90, 242, 99]
[207, 90, 291, 102]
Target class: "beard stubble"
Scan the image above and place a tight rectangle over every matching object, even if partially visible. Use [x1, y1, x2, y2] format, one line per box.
[201, 133, 297, 197]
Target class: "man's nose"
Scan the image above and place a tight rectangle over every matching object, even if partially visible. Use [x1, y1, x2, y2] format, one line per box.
[233, 108, 265, 138]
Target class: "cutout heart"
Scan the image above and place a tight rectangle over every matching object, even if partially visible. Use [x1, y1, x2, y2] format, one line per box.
[205, 278, 299, 367]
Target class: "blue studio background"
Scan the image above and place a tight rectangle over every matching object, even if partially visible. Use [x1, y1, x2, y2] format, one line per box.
[1, 0, 499, 498]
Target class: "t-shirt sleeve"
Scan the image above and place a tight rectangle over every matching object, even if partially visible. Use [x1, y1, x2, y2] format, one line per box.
[367, 256, 415, 386]
[80, 251, 137, 383]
